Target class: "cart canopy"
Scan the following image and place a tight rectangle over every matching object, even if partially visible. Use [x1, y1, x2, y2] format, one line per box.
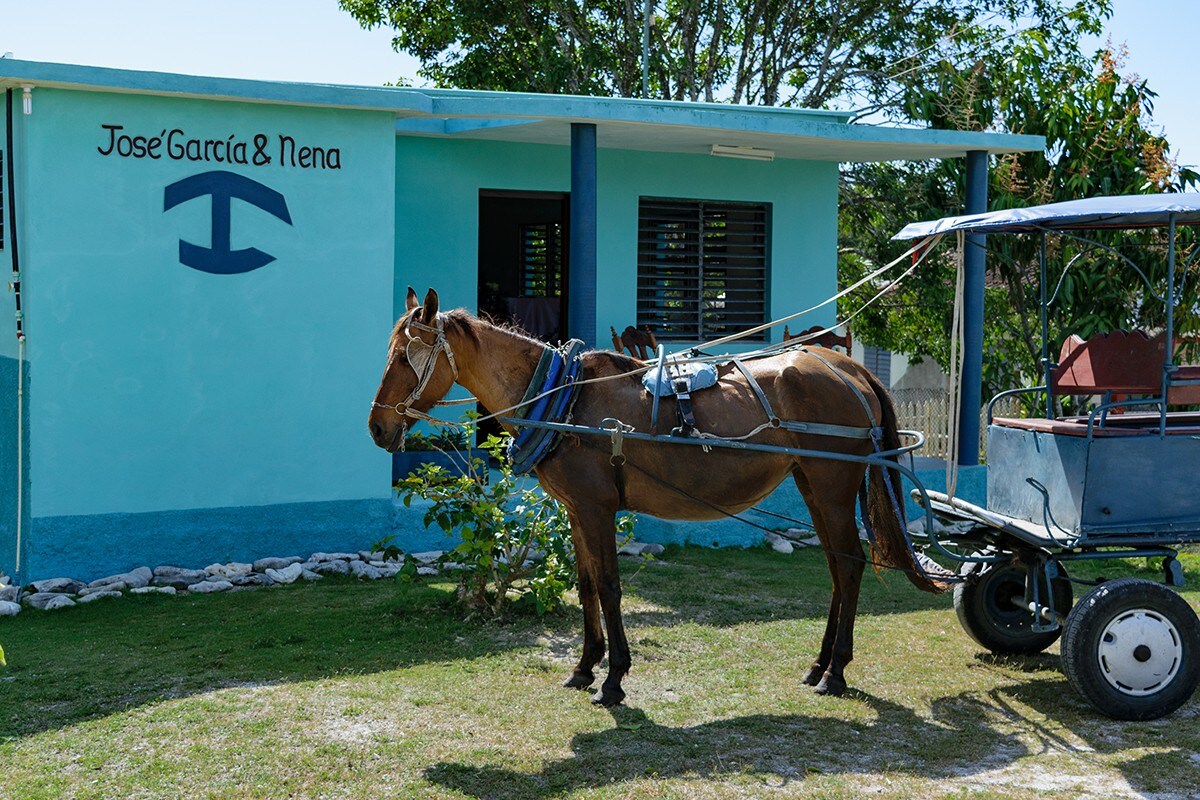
[893, 192, 1200, 239]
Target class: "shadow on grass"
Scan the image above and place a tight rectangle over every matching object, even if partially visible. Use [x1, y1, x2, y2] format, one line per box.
[425, 690, 1029, 798]
[0, 546, 960, 741]
[428, 679, 1200, 800]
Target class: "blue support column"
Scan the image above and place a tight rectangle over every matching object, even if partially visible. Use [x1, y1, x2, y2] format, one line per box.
[568, 123, 597, 346]
[958, 149, 989, 466]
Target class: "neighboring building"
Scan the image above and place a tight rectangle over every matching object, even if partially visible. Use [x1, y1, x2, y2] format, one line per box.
[0, 60, 1041, 580]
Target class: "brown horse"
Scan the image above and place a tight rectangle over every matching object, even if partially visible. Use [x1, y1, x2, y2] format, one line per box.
[369, 288, 948, 707]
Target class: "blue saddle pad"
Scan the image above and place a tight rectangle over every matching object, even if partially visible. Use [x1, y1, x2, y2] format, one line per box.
[641, 362, 719, 397]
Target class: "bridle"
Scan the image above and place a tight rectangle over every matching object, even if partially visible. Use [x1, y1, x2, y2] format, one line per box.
[371, 313, 459, 426]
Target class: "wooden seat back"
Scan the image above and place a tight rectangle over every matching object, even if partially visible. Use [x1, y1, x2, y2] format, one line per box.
[611, 325, 658, 361]
[1051, 331, 1164, 395]
[1051, 330, 1200, 405]
[783, 324, 852, 352]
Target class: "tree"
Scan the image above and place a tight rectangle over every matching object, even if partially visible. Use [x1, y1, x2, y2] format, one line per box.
[840, 36, 1198, 400]
[339, 0, 1073, 106]
[344, 0, 1195, 398]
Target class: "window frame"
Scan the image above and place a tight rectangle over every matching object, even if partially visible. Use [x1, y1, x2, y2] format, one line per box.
[636, 196, 771, 342]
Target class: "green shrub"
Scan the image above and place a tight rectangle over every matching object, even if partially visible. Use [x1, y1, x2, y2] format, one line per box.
[395, 432, 634, 615]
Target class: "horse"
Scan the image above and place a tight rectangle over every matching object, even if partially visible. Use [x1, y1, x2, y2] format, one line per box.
[369, 287, 950, 707]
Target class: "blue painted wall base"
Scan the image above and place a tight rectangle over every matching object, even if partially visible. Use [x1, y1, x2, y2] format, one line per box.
[628, 465, 987, 548]
[27, 499, 396, 583]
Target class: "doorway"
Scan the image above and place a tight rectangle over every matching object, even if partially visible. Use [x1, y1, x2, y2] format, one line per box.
[478, 190, 570, 344]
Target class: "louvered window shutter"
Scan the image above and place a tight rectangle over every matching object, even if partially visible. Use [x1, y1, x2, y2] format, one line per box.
[637, 198, 769, 341]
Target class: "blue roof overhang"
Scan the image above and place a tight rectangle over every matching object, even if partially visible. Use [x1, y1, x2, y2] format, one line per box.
[0, 59, 1044, 163]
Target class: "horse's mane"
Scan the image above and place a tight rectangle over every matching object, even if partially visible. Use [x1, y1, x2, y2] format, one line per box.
[398, 306, 646, 378]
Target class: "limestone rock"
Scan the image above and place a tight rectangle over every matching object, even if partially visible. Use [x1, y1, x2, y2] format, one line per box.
[90, 567, 152, 590]
[43, 595, 76, 611]
[0, 600, 20, 616]
[410, 551, 444, 564]
[154, 566, 207, 581]
[349, 561, 382, 580]
[641, 543, 665, 556]
[617, 541, 645, 556]
[30, 577, 86, 594]
[0, 574, 10, 586]
[204, 562, 253, 579]
[311, 559, 351, 576]
[0, 585, 19, 603]
[153, 576, 193, 591]
[253, 556, 302, 572]
[416, 566, 438, 576]
[24, 592, 69, 609]
[80, 582, 127, 596]
[265, 563, 303, 585]
[300, 569, 323, 581]
[131, 586, 177, 596]
[231, 573, 275, 587]
[188, 580, 233, 593]
[77, 591, 122, 604]
[764, 532, 794, 554]
[308, 552, 358, 563]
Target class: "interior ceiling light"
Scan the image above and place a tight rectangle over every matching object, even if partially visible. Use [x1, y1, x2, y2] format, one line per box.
[710, 144, 775, 161]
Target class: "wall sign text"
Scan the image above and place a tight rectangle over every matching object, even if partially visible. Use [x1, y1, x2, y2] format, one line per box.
[98, 125, 341, 170]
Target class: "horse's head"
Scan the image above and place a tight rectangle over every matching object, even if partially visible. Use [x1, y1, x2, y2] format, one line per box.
[368, 287, 459, 452]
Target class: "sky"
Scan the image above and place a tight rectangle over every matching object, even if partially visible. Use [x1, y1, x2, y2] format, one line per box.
[2, 0, 1197, 168]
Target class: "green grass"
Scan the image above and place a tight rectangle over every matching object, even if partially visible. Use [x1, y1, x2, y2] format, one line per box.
[1, 546, 1198, 799]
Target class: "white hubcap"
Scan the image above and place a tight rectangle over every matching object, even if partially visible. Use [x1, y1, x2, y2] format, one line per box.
[1097, 608, 1182, 695]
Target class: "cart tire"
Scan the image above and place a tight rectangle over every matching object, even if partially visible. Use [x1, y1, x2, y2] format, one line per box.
[1060, 578, 1200, 720]
[954, 558, 1073, 655]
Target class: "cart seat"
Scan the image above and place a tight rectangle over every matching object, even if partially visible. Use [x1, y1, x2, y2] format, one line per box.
[990, 416, 1150, 436]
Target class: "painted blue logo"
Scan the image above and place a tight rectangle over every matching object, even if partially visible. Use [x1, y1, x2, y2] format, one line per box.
[163, 170, 293, 274]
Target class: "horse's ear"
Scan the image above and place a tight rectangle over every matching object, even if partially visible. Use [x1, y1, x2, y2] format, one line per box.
[420, 288, 440, 322]
[405, 286, 419, 312]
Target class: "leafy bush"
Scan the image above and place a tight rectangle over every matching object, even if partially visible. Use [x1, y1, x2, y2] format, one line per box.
[398, 427, 473, 452]
[395, 433, 633, 615]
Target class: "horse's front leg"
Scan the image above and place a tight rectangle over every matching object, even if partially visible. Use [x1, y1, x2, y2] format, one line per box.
[563, 520, 605, 690]
[570, 506, 629, 707]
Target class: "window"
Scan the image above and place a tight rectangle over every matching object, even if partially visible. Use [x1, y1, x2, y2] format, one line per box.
[637, 197, 769, 341]
[518, 222, 564, 298]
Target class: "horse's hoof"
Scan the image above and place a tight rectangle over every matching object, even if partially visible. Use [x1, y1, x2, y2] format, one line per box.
[563, 671, 595, 690]
[801, 664, 825, 686]
[590, 687, 625, 707]
[814, 675, 846, 697]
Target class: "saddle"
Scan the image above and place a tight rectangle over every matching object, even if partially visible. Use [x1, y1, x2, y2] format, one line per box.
[642, 361, 719, 437]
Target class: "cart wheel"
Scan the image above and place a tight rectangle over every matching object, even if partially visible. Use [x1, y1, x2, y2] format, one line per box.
[954, 558, 1073, 655]
[1060, 578, 1200, 721]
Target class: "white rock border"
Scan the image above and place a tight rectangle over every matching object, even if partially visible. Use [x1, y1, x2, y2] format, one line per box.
[0, 548, 412, 617]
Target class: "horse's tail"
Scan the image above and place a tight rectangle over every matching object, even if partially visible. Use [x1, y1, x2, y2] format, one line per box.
[863, 370, 953, 594]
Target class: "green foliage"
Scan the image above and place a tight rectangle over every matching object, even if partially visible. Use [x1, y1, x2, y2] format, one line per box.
[397, 427, 472, 452]
[0, 642, 6, 667]
[339, 0, 1055, 107]
[395, 433, 633, 615]
[841, 12, 1199, 400]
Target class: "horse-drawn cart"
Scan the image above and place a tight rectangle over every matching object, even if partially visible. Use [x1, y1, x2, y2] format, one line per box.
[370, 195, 1200, 720]
[895, 194, 1200, 721]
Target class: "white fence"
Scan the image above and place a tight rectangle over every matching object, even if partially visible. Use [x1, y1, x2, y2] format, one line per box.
[891, 388, 1021, 462]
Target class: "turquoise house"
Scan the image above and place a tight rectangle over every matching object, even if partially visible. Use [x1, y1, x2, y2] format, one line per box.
[0, 60, 1041, 582]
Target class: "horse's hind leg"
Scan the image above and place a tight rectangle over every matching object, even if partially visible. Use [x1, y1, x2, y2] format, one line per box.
[564, 518, 605, 690]
[795, 466, 867, 697]
[793, 473, 840, 686]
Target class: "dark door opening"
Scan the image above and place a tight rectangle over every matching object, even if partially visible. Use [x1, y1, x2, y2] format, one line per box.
[477, 190, 570, 445]
[478, 190, 569, 344]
